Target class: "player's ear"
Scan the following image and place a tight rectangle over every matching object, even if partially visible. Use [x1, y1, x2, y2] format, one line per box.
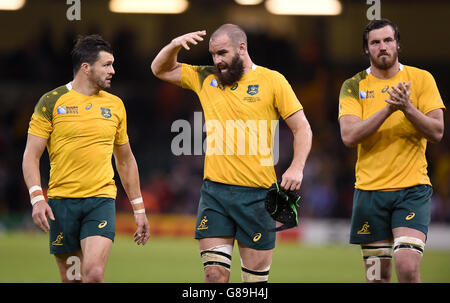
[238, 42, 246, 55]
[363, 45, 368, 55]
[80, 62, 90, 74]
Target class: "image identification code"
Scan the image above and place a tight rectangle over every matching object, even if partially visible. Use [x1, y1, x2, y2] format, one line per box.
[181, 286, 268, 301]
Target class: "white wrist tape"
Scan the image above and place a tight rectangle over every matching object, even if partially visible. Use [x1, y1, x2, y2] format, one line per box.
[31, 195, 45, 206]
[29, 185, 42, 195]
[130, 197, 145, 214]
[130, 197, 144, 205]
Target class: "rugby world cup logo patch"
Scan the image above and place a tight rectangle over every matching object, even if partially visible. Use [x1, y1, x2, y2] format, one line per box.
[57, 106, 66, 115]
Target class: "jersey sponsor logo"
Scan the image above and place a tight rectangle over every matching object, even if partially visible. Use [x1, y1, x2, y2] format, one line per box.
[57, 106, 78, 114]
[197, 216, 208, 230]
[98, 220, 108, 228]
[101, 107, 112, 118]
[253, 233, 262, 242]
[405, 212, 415, 220]
[357, 221, 371, 235]
[230, 83, 238, 91]
[381, 85, 389, 93]
[85, 103, 93, 110]
[210, 78, 218, 88]
[52, 232, 64, 246]
[247, 85, 259, 95]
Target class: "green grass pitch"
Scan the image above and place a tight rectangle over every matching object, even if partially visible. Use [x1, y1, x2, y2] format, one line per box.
[1, 232, 449, 283]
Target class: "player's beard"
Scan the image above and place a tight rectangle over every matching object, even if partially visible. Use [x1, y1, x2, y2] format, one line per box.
[214, 53, 244, 87]
[89, 71, 111, 91]
[370, 49, 398, 70]
[96, 79, 110, 91]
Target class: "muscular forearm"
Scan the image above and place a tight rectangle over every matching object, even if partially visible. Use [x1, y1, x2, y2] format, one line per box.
[116, 157, 142, 200]
[402, 106, 444, 143]
[386, 81, 444, 143]
[151, 30, 206, 85]
[22, 153, 42, 189]
[341, 106, 393, 147]
[281, 111, 312, 191]
[151, 40, 183, 80]
[22, 134, 47, 189]
[290, 124, 312, 171]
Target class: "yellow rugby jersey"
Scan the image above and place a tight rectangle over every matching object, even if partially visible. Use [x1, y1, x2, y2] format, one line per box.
[28, 83, 129, 198]
[181, 63, 302, 188]
[339, 64, 445, 190]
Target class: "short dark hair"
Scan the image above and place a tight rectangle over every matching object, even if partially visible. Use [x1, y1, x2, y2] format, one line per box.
[71, 34, 113, 75]
[362, 18, 400, 54]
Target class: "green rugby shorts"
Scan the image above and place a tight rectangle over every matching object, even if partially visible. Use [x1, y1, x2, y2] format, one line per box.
[48, 197, 116, 254]
[350, 185, 432, 244]
[195, 179, 276, 250]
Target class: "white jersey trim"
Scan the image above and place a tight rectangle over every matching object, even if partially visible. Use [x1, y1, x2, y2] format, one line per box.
[366, 63, 404, 75]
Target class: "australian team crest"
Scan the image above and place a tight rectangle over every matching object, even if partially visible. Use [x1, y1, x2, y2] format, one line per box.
[101, 107, 112, 118]
[247, 85, 259, 95]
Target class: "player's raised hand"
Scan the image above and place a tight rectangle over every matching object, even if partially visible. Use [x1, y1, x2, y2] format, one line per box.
[385, 81, 411, 111]
[397, 81, 411, 101]
[32, 200, 55, 233]
[134, 213, 150, 246]
[172, 30, 206, 50]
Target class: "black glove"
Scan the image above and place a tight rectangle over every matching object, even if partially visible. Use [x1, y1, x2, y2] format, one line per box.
[265, 182, 301, 232]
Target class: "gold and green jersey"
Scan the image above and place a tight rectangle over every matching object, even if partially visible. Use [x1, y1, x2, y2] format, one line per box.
[28, 83, 129, 198]
[181, 63, 303, 188]
[339, 64, 445, 190]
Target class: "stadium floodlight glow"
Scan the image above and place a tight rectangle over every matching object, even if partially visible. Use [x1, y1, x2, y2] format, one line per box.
[109, 0, 189, 14]
[265, 0, 342, 15]
[234, 0, 264, 5]
[0, 0, 25, 10]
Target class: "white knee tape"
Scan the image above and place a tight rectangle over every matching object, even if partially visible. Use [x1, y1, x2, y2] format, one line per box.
[240, 259, 270, 283]
[241, 266, 270, 283]
[200, 245, 233, 271]
[361, 242, 393, 260]
[394, 236, 425, 255]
